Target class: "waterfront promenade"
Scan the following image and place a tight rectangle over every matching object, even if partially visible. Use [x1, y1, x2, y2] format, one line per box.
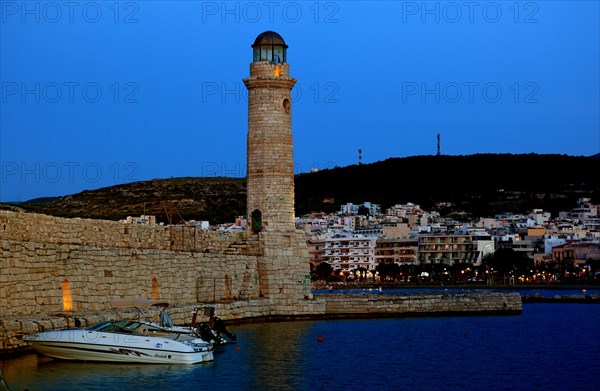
[316, 282, 600, 302]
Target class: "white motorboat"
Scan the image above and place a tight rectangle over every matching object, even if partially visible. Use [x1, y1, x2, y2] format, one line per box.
[23, 319, 214, 364]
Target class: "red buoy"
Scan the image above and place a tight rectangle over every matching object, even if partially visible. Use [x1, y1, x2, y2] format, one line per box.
[317, 335, 324, 342]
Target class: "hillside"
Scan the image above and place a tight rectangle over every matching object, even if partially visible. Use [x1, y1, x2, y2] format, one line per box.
[294, 153, 600, 219]
[17, 177, 246, 224]
[14, 153, 600, 224]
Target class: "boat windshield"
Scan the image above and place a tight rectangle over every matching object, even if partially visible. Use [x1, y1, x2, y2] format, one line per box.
[159, 310, 173, 328]
[86, 321, 112, 331]
[85, 320, 145, 334]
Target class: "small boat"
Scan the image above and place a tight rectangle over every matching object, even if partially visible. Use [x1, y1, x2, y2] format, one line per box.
[23, 319, 214, 364]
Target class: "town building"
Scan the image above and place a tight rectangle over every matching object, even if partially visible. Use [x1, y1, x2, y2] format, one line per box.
[307, 239, 326, 271]
[375, 239, 419, 266]
[322, 234, 377, 273]
[417, 234, 493, 266]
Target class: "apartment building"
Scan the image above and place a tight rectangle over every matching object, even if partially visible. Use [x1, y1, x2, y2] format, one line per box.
[374, 239, 418, 266]
[571, 204, 598, 222]
[417, 234, 493, 266]
[322, 234, 377, 272]
[339, 202, 381, 216]
[552, 242, 600, 265]
[354, 224, 383, 237]
[381, 222, 411, 239]
[307, 239, 326, 271]
[385, 203, 421, 218]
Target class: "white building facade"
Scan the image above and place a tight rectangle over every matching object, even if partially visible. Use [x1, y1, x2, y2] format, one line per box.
[322, 234, 378, 272]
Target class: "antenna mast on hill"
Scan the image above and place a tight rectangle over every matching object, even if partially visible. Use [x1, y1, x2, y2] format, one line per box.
[437, 134, 441, 156]
[358, 149, 363, 165]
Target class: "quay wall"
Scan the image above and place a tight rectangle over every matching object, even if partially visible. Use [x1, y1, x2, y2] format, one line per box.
[0, 210, 266, 318]
[1, 239, 261, 316]
[0, 210, 254, 254]
[0, 292, 522, 355]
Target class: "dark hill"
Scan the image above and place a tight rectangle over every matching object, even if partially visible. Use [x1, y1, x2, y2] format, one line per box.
[295, 153, 599, 219]
[20, 177, 246, 224]
[18, 154, 599, 223]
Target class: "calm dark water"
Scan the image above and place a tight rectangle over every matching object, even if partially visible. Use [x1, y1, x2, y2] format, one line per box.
[2, 303, 599, 391]
[313, 287, 600, 297]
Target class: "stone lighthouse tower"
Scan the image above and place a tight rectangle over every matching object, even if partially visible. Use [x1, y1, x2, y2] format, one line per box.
[244, 31, 297, 232]
[243, 31, 311, 299]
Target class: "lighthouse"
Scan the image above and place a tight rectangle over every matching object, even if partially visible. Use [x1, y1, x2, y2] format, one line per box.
[243, 31, 311, 299]
[243, 31, 297, 233]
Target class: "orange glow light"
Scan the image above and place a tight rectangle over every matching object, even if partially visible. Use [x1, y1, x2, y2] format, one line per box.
[62, 279, 73, 312]
[152, 277, 160, 300]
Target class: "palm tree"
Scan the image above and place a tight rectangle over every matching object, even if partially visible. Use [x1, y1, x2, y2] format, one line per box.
[315, 262, 333, 281]
[375, 262, 401, 282]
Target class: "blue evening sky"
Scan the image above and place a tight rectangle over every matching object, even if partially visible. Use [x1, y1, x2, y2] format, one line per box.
[1, 1, 599, 202]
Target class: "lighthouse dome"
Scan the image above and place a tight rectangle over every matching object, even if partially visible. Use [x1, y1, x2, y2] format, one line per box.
[252, 31, 288, 48]
[252, 31, 287, 64]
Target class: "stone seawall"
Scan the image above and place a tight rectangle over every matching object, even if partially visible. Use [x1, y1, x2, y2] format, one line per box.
[1, 238, 262, 317]
[0, 210, 265, 318]
[0, 210, 254, 254]
[319, 292, 522, 318]
[1, 292, 522, 356]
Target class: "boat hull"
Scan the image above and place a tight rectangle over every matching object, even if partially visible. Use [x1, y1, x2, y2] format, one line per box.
[24, 329, 213, 365]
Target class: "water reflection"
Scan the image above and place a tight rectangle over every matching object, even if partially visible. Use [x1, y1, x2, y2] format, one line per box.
[313, 287, 600, 297]
[235, 322, 312, 390]
[1, 353, 207, 391]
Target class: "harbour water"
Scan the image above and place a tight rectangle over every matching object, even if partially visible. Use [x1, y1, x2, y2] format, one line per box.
[313, 286, 600, 298]
[1, 293, 599, 391]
